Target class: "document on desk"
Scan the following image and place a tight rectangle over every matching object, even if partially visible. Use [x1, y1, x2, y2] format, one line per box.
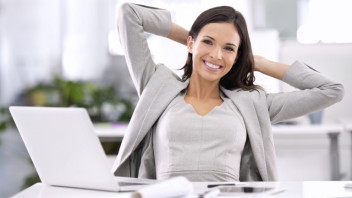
[131, 176, 194, 198]
[216, 186, 285, 197]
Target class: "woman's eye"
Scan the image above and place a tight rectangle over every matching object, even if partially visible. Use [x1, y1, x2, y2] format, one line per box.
[224, 47, 234, 52]
[202, 40, 213, 45]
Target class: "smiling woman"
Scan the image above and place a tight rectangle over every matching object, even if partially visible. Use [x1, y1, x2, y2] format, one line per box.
[187, 22, 239, 83]
[111, 3, 344, 182]
[184, 22, 240, 116]
[180, 6, 256, 92]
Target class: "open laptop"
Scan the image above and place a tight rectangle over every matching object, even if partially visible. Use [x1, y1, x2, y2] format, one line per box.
[9, 106, 154, 192]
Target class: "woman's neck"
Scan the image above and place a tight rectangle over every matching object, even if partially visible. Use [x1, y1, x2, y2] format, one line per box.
[186, 77, 221, 100]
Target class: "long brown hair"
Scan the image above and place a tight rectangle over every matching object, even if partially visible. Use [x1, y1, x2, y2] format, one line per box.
[181, 6, 258, 91]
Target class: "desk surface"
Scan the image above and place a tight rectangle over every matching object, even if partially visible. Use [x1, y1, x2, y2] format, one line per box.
[11, 181, 352, 198]
[94, 123, 127, 141]
[345, 123, 352, 130]
[272, 124, 345, 134]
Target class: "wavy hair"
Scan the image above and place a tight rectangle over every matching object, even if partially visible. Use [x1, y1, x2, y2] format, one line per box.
[181, 6, 258, 91]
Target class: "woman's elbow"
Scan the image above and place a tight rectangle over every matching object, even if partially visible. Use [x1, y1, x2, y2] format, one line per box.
[117, 3, 136, 22]
[331, 83, 345, 103]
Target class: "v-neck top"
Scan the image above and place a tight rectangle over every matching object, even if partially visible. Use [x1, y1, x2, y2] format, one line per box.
[153, 90, 246, 182]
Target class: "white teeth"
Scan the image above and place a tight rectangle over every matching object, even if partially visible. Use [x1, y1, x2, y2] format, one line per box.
[205, 61, 220, 69]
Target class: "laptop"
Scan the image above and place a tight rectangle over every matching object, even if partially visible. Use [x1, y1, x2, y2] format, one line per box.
[9, 106, 154, 192]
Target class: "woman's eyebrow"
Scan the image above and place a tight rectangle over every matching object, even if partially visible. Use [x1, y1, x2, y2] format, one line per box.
[203, 35, 237, 47]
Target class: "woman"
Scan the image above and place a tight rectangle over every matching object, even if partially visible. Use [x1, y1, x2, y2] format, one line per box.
[112, 3, 344, 181]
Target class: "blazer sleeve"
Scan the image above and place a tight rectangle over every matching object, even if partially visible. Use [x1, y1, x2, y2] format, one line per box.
[117, 3, 172, 96]
[266, 61, 344, 124]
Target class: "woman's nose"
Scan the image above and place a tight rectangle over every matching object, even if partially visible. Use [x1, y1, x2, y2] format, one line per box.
[210, 46, 223, 60]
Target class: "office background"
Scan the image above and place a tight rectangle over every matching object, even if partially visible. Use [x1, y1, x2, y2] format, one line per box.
[0, 0, 351, 197]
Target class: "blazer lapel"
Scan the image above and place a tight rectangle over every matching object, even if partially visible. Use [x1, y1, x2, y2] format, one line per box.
[221, 88, 268, 180]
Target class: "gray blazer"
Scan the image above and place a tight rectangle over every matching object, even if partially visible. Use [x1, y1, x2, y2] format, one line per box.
[112, 3, 344, 181]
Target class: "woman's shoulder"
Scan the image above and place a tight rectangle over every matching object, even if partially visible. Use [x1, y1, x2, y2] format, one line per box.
[144, 64, 185, 90]
[240, 89, 267, 103]
[152, 64, 183, 81]
[221, 87, 268, 106]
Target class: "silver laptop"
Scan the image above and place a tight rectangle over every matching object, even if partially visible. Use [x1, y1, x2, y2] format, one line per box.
[9, 106, 154, 192]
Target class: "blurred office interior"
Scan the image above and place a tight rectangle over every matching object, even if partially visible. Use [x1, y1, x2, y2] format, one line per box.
[1, 0, 352, 197]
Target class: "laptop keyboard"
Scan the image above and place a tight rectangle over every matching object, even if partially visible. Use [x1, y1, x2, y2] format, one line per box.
[117, 182, 148, 186]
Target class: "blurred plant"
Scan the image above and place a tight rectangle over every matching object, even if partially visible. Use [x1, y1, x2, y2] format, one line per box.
[21, 76, 134, 123]
[0, 107, 14, 144]
[0, 108, 7, 131]
[22, 159, 41, 189]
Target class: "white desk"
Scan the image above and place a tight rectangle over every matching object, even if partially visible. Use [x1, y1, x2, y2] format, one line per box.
[10, 183, 130, 198]
[11, 181, 352, 198]
[94, 123, 127, 142]
[94, 124, 346, 180]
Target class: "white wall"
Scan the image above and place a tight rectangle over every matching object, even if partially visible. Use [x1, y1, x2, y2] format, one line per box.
[62, 0, 110, 81]
[0, 0, 62, 105]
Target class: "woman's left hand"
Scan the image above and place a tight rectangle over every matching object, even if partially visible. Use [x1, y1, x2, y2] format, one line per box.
[253, 55, 289, 80]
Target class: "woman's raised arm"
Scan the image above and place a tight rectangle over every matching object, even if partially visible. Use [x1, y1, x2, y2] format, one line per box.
[253, 55, 290, 80]
[263, 59, 344, 124]
[117, 3, 173, 96]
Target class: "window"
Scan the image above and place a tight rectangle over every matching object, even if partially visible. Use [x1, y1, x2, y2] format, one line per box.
[297, 0, 352, 43]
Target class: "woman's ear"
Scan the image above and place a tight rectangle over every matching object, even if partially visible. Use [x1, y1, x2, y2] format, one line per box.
[187, 36, 194, 54]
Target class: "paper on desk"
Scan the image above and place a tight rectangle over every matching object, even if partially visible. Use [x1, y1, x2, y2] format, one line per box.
[131, 176, 194, 198]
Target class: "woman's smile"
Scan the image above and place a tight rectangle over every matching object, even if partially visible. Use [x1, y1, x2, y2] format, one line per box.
[203, 60, 223, 72]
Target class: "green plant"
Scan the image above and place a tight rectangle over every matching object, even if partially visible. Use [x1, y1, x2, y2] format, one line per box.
[0, 107, 14, 144]
[0, 108, 7, 131]
[22, 159, 40, 189]
[21, 76, 134, 122]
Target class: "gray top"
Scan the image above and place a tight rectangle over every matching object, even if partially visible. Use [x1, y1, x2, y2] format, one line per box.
[154, 91, 246, 181]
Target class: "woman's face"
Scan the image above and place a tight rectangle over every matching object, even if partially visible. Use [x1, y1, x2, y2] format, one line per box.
[187, 22, 240, 83]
